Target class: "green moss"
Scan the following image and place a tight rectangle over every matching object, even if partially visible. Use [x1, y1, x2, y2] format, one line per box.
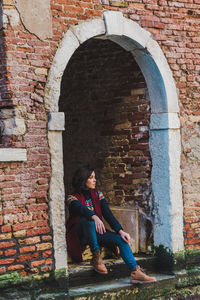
[154, 247, 200, 271]
[0, 272, 20, 282]
[0, 268, 69, 291]
[54, 268, 68, 280]
[153, 245, 174, 273]
[174, 250, 186, 270]
[175, 268, 200, 289]
[185, 249, 200, 269]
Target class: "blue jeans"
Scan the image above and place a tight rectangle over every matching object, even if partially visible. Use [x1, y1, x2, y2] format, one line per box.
[77, 217, 138, 271]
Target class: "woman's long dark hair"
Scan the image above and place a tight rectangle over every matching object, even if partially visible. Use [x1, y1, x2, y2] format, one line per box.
[72, 165, 94, 193]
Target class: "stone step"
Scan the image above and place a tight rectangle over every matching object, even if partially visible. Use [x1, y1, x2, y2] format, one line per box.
[68, 266, 200, 300]
[68, 255, 157, 287]
[69, 273, 175, 300]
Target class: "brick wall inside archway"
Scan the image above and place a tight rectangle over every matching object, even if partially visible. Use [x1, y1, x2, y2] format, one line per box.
[59, 38, 151, 212]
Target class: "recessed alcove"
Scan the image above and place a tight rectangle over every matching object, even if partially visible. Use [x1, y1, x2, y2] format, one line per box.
[59, 38, 151, 214]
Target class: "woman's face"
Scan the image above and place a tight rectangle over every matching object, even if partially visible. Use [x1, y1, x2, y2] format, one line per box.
[85, 171, 96, 189]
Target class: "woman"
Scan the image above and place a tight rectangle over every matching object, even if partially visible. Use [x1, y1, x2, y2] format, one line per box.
[66, 165, 156, 283]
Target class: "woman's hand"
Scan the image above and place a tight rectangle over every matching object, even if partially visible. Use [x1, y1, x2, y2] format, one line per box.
[119, 229, 130, 244]
[91, 215, 106, 234]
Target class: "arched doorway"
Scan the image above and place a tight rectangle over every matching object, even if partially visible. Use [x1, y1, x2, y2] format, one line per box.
[59, 37, 151, 207]
[44, 11, 183, 272]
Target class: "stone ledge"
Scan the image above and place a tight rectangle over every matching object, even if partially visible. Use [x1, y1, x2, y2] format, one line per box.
[0, 148, 27, 161]
[69, 267, 200, 299]
[48, 112, 65, 131]
[68, 256, 156, 288]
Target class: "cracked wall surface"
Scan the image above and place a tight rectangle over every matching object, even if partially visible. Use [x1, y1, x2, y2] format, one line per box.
[15, 0, 52, 40]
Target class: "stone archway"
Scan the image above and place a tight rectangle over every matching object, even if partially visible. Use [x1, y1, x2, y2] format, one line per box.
[44, 11, 184, 272]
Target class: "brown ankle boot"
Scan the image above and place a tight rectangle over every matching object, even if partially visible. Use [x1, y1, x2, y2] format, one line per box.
[90, 251, 108, 274]
[130, 266, 156, 283]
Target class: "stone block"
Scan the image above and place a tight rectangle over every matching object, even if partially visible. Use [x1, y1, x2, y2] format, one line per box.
[150, 113, 180, 130]
[3, 118, 26, 136]
[104, 11, 124, 36]
[71, 18, 105, 44]
[109, 1, 128, 8]
[189, 115, 200, 123]
[34, 68, 48, 76]
[114, 121, 131, 130]
[48, 112, 65, 131]
[0, 148, 27, 162]
[104, 206, 139, 253]
[123, 17, 151, 49]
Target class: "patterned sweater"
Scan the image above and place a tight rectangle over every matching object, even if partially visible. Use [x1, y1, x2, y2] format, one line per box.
[67, 189, 122, 233]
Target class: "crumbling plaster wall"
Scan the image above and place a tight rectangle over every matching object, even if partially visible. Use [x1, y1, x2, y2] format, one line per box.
[0, 0, 52, 146]
[14, 0, 52, 40]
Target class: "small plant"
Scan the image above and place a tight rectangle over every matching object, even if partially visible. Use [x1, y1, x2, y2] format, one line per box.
[154, 244, 174, 274]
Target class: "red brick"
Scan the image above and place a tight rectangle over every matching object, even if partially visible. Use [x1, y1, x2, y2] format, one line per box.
[188, 238, 200, 245]
[0, 267, 6, 274]
[0, 241, 16, 249]
[45, 258, 53, 265]
[17, 252, 39, 262]
[41, 235, 52, 241]
[20, 270, 28, 276]
[0, 258, 15, 264]
[1, 225, 12, 232]
[31, 259, 45, 267]
[37, 220, 48, 227]
[27, 227, 50, 237]
[27, 204, 48, 212]
[13, 222, 35, 232]
[20, 246, 36, 253]
[42, 250, 52, 258]
[0, 181, 21, 188]
[8, 264, 24, 271]
[5, 248, 17, 256]
[41, 265, 52, 272]
[51, 4, 63, 11]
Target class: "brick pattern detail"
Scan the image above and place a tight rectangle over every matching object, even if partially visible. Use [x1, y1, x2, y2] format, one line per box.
[0, 0, 199, 277]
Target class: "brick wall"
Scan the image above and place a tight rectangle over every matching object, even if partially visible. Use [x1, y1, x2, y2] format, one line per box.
[0, 0, 199, 276]
[0, 1, 54, 275]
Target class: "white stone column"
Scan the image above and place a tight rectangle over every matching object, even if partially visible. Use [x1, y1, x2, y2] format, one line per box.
[150, 113, 184, 252]
[48, 112, 68, 271]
